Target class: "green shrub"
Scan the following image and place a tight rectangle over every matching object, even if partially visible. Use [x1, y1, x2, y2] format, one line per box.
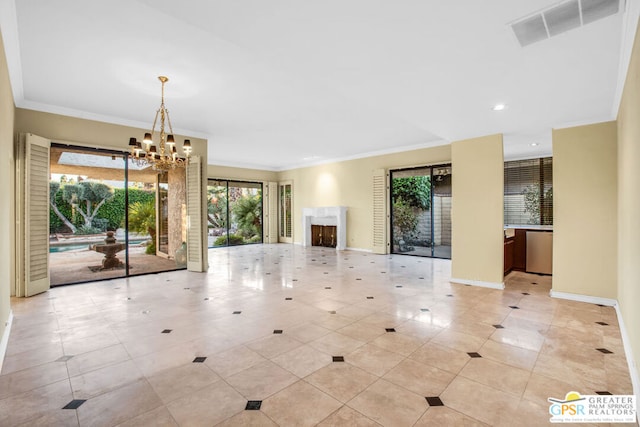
[392, 176, 431, 210]
[213, 234, 245, 246]
[145, 241, 156, 255]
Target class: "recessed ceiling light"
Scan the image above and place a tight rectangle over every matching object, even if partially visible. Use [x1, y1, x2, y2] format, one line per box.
[492, 103, 507, 111]
[530, 142, 539, 146]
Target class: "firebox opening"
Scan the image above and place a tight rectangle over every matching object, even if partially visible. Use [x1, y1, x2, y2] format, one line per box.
[311, 225, 337, 248]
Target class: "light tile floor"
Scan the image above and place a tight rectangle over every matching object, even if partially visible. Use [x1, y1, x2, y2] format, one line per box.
[0, 244, 634, 426]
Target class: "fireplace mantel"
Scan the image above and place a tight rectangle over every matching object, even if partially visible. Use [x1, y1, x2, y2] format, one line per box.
[302, 206, 347, 250]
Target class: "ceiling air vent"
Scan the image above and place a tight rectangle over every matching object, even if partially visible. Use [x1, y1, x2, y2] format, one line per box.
[510, 0, 621, 47]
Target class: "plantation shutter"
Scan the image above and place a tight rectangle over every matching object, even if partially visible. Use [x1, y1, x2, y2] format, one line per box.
[372, 168, 387, 254]
[264, 182, 278, 243]
[16, 133, 51, 297]
[504, 157, 553, 226]
[186, 155, 206, 271]
[278, 182, 293, 243]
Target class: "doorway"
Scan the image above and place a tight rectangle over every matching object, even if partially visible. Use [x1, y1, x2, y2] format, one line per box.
[390, 164, 452, 258]
[207, 179, 263, 247]
[48, 144, 186, 286]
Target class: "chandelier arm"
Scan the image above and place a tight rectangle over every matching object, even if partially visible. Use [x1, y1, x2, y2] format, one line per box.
[166, 109, 174, 136]
[151, 109, 161, 141]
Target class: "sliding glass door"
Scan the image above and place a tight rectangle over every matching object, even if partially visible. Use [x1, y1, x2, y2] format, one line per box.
[207, 179, 263, 247]
[49, 144, 186, 286]
[390, 164, 452, 258]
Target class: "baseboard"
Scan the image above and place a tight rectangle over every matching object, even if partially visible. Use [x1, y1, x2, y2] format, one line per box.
[450, 277, 505, 290]
[549, 290, 618, 307]
[0, 310, 13, 374]
[615, 304, 640, 426]
[345, 247, 372, 253]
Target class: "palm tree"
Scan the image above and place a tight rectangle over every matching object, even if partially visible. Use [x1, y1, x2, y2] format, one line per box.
[128, 200, 156, 240]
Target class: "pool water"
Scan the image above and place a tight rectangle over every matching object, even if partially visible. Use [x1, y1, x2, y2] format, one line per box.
[50, 239, 147, 253]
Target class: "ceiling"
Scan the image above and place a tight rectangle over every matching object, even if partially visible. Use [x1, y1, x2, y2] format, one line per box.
[0, 0, 636, 171]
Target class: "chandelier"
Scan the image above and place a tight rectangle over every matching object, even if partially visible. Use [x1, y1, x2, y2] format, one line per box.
[128, 76, 192, 171]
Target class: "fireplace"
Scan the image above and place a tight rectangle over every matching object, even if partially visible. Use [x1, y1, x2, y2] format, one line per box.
[302, 206, 347, 250]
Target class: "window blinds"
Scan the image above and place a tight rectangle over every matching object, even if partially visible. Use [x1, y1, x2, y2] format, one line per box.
[504, 157, 553, 226]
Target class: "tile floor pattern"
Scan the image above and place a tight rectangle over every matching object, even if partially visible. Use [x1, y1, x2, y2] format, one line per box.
[0, 244, 635, 426]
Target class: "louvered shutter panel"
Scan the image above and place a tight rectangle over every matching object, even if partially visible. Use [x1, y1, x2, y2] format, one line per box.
[265, 182, 278, 243]
[372, 168, 387, 254]
[186, 156, 206, 271]
[17, 134, 51, 296]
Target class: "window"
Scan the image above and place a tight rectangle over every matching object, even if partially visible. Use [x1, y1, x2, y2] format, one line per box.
[504, 157, 553, 226]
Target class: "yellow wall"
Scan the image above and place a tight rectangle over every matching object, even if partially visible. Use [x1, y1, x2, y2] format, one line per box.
[552, 122, 617, 299]
[208, 164, 277, 183]
[278, 145, 451, 250]
[450, 134, 504, 287]
[617, 17, 640, 399]
[0, 27, 14, 347]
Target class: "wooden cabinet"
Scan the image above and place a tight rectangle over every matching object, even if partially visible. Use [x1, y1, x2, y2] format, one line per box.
[504, 237, 515, 275]
[513, 229, 527, 271]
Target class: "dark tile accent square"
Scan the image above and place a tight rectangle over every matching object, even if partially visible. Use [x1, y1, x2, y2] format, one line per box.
[596, 348, 613, 354]
[193, 357, 207, 363]
[425, 396, 444, 407]
[161, 329, 172, 334]
[381, 271, 386, 274]
[419, 277, 425, 279]
[595, 321, 609, 326]
[492, 324, 505, 329]
[531, 282, 538, 285]
[446, 294, 453, 297]
[395, 285, 403, 288]
[285, 297, 293, 301]
[273, 330, 283, 334]
[56, 355, 74, 362]
[596, 391, 613, 395]
[356, 278, 362, 280]
[325, 287, 332, 289]
[265, 272, 271, 275]
[332, 356, 345, 362]
[126, 297, 132, 301]
[467, 352, 482, 358]
[522, 292, 530, 295]
[385, 328, 396, 333]
[366, 296, 374, 299]
[183, 287, 190, 290]
[329, 311, 337, 314]
[62, 399, 86, 410]
[204, 297, 210, 301]
[509, 306, 520, 309]
[233, 311, 242, 315]
[323, 272, 329, 274]
[292, 279, 298, 281]
[245, 400, 262, 410]
[420, 308, 430, 312]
